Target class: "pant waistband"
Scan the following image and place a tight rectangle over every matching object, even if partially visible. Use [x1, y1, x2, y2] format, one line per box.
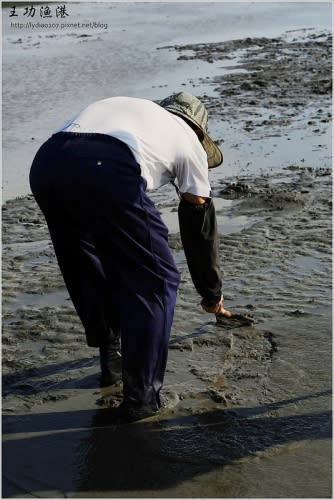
[53, 131, 126, 145]
[51, 131, 139, 167]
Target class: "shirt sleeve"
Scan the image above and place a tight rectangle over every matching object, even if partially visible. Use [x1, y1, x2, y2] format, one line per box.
[174, 136, 211, 198]
[178, 196, 222, 303]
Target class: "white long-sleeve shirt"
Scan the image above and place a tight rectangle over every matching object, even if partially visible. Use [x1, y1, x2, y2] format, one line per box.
[57, 96, 211, 197]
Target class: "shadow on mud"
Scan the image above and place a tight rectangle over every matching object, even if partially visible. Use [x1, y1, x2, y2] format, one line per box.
[2, 357, 101, 396]
[3, 390, 332, 497]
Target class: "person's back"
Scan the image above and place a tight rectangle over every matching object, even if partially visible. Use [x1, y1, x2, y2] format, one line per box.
[59, 96, 210, 194]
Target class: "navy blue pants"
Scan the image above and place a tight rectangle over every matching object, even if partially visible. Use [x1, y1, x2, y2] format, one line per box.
[29, 132, 180, 405]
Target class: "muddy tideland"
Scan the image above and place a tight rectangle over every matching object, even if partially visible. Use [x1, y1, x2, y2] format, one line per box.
[2, 4, 332, 499]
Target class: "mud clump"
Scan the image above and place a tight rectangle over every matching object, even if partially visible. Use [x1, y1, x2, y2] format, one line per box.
[218, 173, 314, 214]
[246, 188, 311, 212]
[219, 181, 254, 199]
[161, 32, 332, 136]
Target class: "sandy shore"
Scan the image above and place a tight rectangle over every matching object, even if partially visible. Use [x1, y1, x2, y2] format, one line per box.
[2, 21, 332, 500]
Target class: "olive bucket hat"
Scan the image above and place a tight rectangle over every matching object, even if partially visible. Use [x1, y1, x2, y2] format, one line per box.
[159, 91, 223, 168]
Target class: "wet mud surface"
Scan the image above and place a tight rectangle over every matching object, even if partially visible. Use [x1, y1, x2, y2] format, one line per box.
[3, 170, 332, 497]
[2, 20, 332, 500]
[163, 31, 332, 129]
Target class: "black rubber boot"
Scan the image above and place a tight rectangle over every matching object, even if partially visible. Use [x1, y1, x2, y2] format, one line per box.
[117, 399, 159, 423]
[99, 330, 122, 387]
[117, 390, 180, 423]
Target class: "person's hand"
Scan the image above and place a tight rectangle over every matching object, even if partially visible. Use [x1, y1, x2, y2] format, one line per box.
[201, 296, 224, 314]
[201, 296, 233, 317]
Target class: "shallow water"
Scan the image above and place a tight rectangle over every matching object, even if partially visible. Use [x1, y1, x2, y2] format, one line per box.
[2, 2, 332, 201]
[2, 3, 332, 498]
